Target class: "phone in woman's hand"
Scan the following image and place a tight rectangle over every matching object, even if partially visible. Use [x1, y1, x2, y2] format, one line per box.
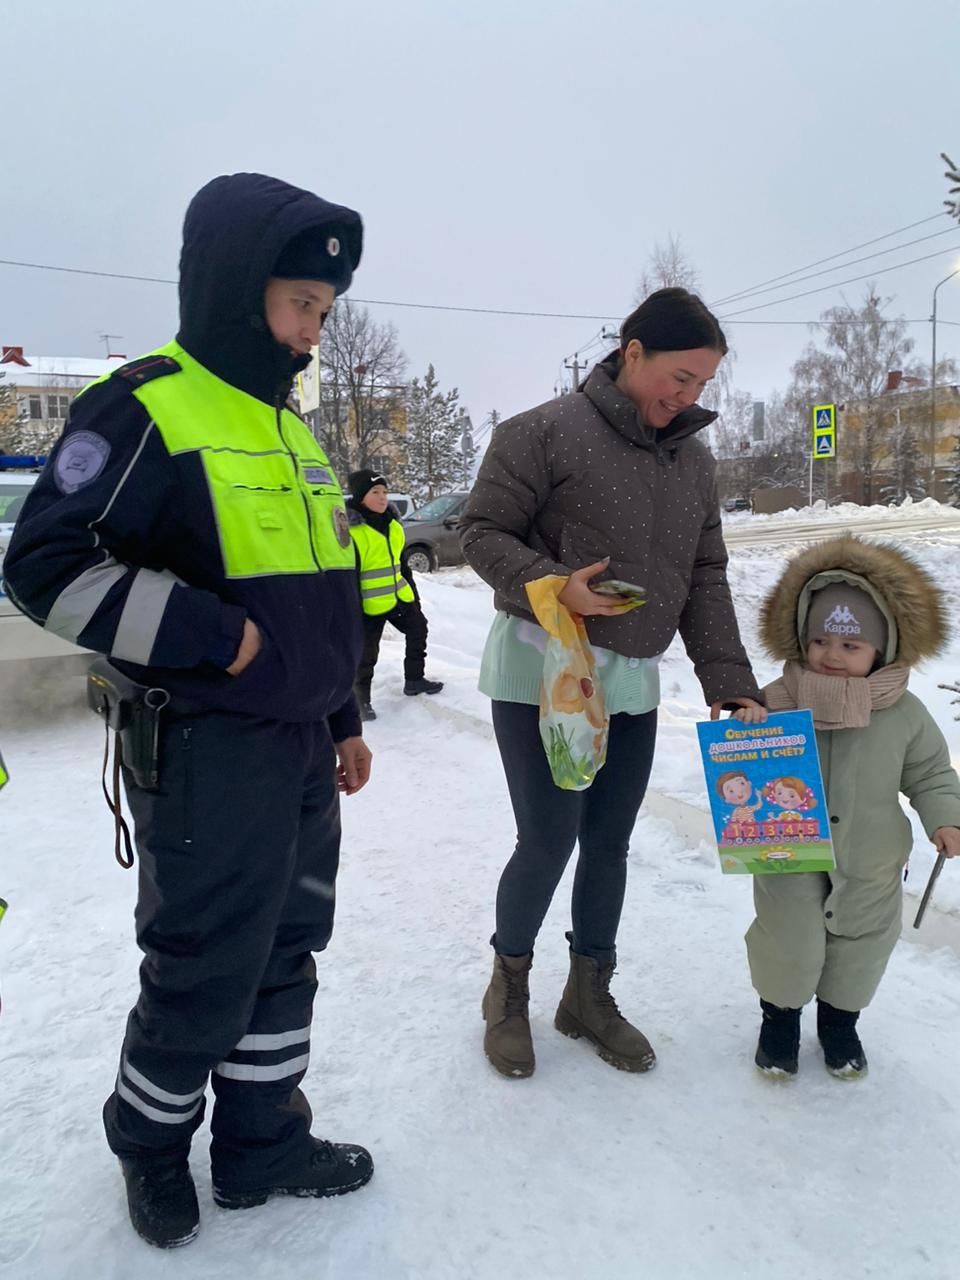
[592, 579, 647, 604]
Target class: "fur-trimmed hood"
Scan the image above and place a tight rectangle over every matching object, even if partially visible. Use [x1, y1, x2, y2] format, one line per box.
[760, 535, 948, 667]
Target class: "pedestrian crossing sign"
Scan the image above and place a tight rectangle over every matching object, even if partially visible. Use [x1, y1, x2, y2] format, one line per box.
[812, 403, 836, 459]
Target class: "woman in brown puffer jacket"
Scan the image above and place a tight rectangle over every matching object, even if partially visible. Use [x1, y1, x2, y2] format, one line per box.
[460, 288, 762, 1080]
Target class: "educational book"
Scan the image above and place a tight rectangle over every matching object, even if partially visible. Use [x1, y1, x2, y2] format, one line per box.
[696, 709, 835, 875]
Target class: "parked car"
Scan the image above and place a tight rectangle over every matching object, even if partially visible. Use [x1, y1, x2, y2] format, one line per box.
[402, 491, 471, 572]
[0, 472, 38, 543]
[387, 492, 414, 519]
[723, 496, 751, 513]
[1, 475, 90, 719]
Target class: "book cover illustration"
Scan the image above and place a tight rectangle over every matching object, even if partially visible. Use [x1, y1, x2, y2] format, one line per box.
[696, 709, 835, 875]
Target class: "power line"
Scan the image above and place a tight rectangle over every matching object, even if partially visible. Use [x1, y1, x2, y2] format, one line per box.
[0, 257, 620, 322]
[1, 252, 958, 330]
[710, 224, 957, 309]
[710, 212, 950, 306]
[718, 243, 960, 318]
[0, 258, 178, 286]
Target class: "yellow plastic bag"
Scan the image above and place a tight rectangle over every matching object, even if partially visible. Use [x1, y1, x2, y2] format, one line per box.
[524, 577, 611, 791]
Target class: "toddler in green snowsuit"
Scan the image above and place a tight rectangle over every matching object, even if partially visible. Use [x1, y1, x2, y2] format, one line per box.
[734, 535, 960, 1078]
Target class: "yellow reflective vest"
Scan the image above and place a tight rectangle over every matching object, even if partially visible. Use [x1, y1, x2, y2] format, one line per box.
[349, 514, 415, 616]
[81, 341, 356, 581]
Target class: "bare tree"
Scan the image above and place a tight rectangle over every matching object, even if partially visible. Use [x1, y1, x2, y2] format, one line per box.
[634, 234, 734, 410]
[316, 301, 407, 475]
[709, 388, 754, 461]
[786, 287, 925, 504]
[755, 391, 812, 489]
[636, 235, 701, 299]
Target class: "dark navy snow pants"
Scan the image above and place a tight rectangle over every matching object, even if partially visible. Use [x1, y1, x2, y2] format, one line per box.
[103, 709, 342, 1192]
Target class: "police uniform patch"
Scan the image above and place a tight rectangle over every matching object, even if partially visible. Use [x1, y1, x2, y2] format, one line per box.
[304, 465, 334, 486]
[54, 431, 111, 494]
[333, 506, 351, 548]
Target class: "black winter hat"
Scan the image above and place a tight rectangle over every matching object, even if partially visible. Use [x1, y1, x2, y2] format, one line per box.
[348, 469, 388, 503]
[273, 224, 357, 295]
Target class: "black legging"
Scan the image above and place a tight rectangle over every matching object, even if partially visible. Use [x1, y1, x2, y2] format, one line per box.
[491, 700, 657, 963]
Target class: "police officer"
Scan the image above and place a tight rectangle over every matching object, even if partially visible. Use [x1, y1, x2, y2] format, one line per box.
[3, 173, 375, 1248]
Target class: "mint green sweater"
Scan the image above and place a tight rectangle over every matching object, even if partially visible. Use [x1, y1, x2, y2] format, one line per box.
[478, 612, 660, 714]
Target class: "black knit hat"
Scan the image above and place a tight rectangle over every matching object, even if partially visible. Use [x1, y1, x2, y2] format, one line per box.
[273, 224, 357, 295]
[348, 469, 388, 503]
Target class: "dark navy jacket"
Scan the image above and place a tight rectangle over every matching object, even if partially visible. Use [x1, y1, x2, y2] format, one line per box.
[3, 173, 365, 737]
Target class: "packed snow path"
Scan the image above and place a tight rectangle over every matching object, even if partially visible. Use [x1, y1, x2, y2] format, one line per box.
[1, 699, 958, 1280]
[3, 507, 960, 1278]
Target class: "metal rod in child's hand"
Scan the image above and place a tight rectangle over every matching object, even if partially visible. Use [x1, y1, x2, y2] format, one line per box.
[912, 853, 947, 928]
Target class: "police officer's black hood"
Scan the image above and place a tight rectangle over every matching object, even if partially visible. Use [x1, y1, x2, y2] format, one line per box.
[177, 172, 363, 405]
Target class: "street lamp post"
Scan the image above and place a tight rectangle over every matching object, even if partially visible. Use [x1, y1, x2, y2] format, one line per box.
[930, 267, 960, 497]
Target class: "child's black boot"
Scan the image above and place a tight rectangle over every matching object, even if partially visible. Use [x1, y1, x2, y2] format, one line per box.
[755, 999, 801, 1076]
[817, 999, 868, 1079]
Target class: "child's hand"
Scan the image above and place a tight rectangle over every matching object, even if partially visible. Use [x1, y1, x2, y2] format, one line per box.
[932, 827, 960, 858]
[728, 700, 768, 725]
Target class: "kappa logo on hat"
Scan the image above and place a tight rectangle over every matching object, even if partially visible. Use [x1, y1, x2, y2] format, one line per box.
[327, 236, 340, 257]
[823, 604, 862, 637]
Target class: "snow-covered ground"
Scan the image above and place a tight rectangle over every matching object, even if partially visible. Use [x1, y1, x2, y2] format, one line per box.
[2, 509, 960, 1279]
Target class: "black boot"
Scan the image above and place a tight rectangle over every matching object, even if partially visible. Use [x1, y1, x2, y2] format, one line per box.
[212, 1136, 374, 1210]
[404, 677, 443, 696]
[817, 999, 868, 1079]
[755, 999, 802, 1076]
[355, 684, 376, 721]
[120, 1157, 200, 1249]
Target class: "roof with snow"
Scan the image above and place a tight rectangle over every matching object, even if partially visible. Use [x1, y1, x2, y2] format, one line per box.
[0, 351, 127, 388]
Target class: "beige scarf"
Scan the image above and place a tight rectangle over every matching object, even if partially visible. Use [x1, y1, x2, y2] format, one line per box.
[765, 660, 910, 730]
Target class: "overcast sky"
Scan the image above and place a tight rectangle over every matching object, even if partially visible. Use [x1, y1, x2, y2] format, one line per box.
[3, 0, 959, 438]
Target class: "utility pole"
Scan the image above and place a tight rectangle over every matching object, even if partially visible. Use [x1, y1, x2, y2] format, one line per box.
[930, 267, 960, 498]
[563, 328, 618, 393]
[458, 408, 474, 486]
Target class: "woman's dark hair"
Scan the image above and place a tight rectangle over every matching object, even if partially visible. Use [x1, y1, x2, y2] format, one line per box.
[620, 287, 727, 356]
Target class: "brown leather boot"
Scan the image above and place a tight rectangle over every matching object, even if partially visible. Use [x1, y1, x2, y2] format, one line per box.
[554, 934, 656, 1072]
[481, 952, 535, 1078]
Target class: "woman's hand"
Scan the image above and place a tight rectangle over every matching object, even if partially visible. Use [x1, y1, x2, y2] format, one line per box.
[714, 697, 767, 723]
[558, 561, 630, 616]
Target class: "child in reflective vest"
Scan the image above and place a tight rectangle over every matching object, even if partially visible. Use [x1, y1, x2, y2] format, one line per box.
[347, 470, 443, 720]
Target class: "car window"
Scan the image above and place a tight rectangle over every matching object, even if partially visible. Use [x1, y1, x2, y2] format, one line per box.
[406, 494, 461, 522]
[0, 481, 35, 521]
